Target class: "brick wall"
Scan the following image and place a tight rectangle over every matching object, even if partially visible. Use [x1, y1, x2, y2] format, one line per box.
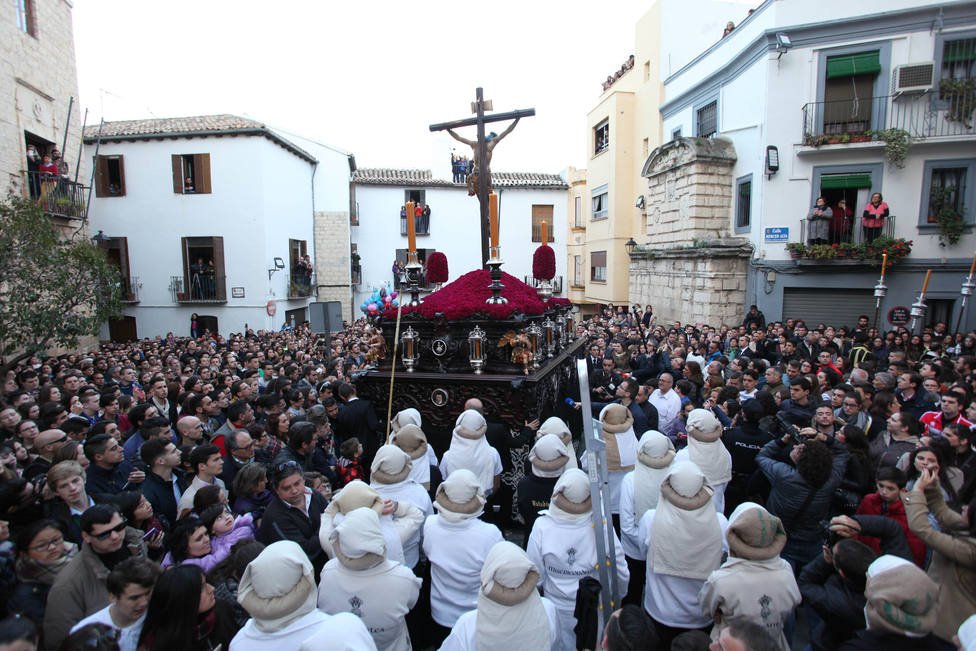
[313, 211, 353, 324]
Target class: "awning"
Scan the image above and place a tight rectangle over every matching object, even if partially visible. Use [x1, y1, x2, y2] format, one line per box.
[826, 51, 881, 78]
[944, 40, 976, 63]
[820, 173, 873, 190]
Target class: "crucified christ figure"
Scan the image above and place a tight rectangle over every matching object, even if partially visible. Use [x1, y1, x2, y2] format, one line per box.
[446, 117, 520, 196]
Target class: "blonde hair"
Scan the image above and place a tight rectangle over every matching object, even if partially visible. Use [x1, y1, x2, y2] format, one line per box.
[47, 460, 85, 490]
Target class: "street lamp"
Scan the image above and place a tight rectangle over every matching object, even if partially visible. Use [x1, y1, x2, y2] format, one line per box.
[625, 238, 638, 256]
[90, 230, 108, 245]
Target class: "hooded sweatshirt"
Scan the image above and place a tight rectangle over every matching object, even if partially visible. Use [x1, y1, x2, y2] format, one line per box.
[440, 410, 502, 496]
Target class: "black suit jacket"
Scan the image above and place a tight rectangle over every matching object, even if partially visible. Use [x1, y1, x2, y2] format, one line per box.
[257, 492, 327, 574]
[334, 399, 384, 454]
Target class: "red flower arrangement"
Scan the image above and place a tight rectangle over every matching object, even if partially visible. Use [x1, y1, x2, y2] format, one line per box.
[426, 252, 448, 283]
[532, 244, 556, 280]
[382, 269, 566, 320]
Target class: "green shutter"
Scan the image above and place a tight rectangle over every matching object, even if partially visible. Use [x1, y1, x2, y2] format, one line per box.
[826, 51, 881, 78]
[943, 40, 976, 63]
[820, 173, 873, 190]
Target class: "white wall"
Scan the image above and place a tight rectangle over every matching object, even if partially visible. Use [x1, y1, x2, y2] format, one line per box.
[352, 184, 567, 307]
[87, 133, 315, 337]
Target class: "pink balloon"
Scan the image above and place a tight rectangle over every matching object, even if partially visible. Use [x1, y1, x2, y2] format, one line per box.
[390, 291, 398, 299]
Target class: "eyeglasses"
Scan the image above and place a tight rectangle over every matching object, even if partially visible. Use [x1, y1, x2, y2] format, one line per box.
[275, 460, 300, 474]
[843, 401, 859, 407]
[30, 535, 64, 552]
[89, 518, 127, 540]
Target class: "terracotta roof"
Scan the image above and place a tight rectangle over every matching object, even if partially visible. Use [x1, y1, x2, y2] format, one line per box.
[352, 168, 567, 189]
[83, 114, 316, 163]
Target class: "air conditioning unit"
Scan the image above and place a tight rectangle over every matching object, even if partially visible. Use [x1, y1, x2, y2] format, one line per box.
[892, 62, 935, 96]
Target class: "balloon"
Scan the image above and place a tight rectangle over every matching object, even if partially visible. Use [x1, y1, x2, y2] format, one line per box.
[384, 296, 392, 305]
[390, 291, 398, 299]
[391, 300, 398, 308]
[367, 303, 378, 313]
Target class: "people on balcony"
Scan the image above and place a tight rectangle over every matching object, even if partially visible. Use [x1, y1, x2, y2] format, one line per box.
[293, 255, 313, 295]
[26, 144, 40, 198]
[38, 154, 59, 177]
[830, 199, 853, 244]
[862, 193, 889, 244]
[807, 197, 833, 246]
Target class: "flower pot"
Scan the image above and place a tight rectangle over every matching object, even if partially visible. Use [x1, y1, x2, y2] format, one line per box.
[850, 134, 871, 143]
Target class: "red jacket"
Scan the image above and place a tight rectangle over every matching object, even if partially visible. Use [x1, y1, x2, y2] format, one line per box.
[862, 201, 889, 228]
[855, 492, 926, 566]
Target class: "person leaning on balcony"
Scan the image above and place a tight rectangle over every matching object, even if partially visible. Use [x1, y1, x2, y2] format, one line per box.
[807, 197, 833, 245]
[862, 193, 889, 243]
[831, 199, 854, 244]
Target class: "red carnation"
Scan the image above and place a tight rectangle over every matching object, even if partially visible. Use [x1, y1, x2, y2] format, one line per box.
[426, 251, 448, 284]
[532, 244, 556, 280]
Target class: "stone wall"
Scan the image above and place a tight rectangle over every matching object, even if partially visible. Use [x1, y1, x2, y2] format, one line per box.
[641, 137, 737, 246]
[313, 211, 353, 324]
[630, 136, 750, 325]
[629, 247, 750, 326]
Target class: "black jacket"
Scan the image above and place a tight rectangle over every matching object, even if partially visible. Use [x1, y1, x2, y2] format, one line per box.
[257, 491, 328, 574]
[517, 473, 559, 547]
[839, 631, 942, 651]
[334, 399, 384, 462]
[85, 461, 133, 496]
[140, 469, 184, 531]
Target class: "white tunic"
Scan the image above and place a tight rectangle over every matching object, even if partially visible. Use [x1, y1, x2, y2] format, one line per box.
[439, 597, 561, 651]
[317, 558, 421, 651]
[422, 514, 503, 627]
[527, 512, 629, 651]
[230, 610, 376, 651]
[617, 473, 643, 559]
[371, 479, 433, 569]
[636, 509, 729, 629]
[675, 447, 729, 514]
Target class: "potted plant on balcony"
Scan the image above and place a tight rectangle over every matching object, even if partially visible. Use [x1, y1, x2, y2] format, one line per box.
[869, 128, 913, 169]
[786, 242, 807, 259]
[939, 77, 976, 127]
[861, 236, 913, 264]
[929, 187, 966, 247]
[834, 242, 852, 258]
[806, 244, 839, 260]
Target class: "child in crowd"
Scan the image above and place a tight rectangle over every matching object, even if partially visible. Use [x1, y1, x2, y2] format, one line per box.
[303, 471, 333, 505]
[855, 467, 926, 566]
[336, 437, 365, 488]
[200, 503, 256, 560]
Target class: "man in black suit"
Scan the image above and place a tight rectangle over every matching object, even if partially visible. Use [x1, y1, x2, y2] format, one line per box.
[333, 382, 384, 478]
[584, 342, 604, 383]
[257, 461, 328, 575]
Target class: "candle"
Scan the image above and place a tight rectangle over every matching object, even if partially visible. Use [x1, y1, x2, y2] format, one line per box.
[969, 253, 976, 279]
[541, 220, 548, 245]
[489, 192, 499, 249]
[921, 268, 932, 295]
[405, 201, 416, 252]
[474, 338, 482, 359]
[880, 252, 887, 281]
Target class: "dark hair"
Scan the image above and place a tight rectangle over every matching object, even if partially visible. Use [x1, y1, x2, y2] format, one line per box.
[337, 382, 356, 400]
[876, 466, 907, 488]
[166, 516, 208, 564]
[271, 460, 303, 489]
[199, 503, 228, 532]
[104, 490, 145, 523]
[288, 421, 316, 450]
[127, 402, 154, 430]
[944, 422, 972, 444]
[339, 437, 361, 459]
[227, 401, 250, 424]
[604, 604, 658, 651]
[791, 376, 812, 393]
[52, 440, 84, 467]
[137, 564, 206, 650]
[723, 620, 780, 651]
[80, 503, 121, 534]
[189, 444, 220, 475]
[107, 556, 161, 596]
[139, 437, 171, 467]
[83, 433, 114, 462]
[233, 462, 267, 499]
[193, 484, 224, 514]
[795, 440, 833, 489]
[15, 518, 64, 554]
[832, 538, 876, 591]
[0, 614, 38, 645]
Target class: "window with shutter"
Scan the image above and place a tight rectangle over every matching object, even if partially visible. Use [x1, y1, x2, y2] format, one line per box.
[95, 156, 125, 197]
[172, 153, 212, 194]
[531, 205, 554, 243]
[591, 251, 607, 282]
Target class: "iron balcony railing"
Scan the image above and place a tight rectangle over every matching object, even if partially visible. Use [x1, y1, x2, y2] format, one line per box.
[121, 276, 140, 303]
[798, 215, 897, 245]
[802, 89, 975, 142]
[288, 270, 316, 298]
[171, 274, 227, 303]
[26, 171, 88, 219]
[399, 213, 430, 236]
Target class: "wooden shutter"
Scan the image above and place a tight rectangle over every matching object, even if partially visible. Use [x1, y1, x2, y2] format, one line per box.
[94, 156, 109, 197]
[115, 155, 126, 196]
[172, 155, 183, 193]
[211, 236, 225, 300]
[118, 236, 131, 281]
[181, 237, 191, 294]
[194, 153, 212, 194]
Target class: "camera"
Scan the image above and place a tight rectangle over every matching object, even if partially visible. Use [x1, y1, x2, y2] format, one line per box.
[775, 412, 803, 445]
[821, 520, 843, 547]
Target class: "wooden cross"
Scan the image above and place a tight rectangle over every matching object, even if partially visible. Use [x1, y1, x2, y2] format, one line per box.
[430, 88, 535, 268]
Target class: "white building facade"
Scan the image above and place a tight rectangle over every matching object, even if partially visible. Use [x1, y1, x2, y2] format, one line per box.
[655, 0, 976, 329]
[350, 169, 568, 309]
[84, 115, 352, 339]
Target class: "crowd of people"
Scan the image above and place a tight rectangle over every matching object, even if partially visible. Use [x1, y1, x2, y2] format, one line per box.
[0, 302, 974, 650]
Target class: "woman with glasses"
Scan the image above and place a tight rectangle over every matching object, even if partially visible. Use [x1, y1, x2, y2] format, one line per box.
[8, 519, 77, 627]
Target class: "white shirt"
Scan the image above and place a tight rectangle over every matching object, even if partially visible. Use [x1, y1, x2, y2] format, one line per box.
[230, 610, 376, 651]
[371, 479, 433, 569]
[317, 558, 421, 651]
[422, 514, 503, 627]
[439, 597, 561, 651]
[177, 474, 226, 513]
[649, 389, 682, 433]
[636, 509, 729, 629]
[71, 605, 143, 651]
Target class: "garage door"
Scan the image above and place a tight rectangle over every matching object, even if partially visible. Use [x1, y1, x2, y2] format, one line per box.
[782, 288, 874, 329]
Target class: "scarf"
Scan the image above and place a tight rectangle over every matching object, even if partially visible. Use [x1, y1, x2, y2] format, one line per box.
[633, 431, 676, 519]
[237, 540, 318, 633]
[15, 542, 78, 585]
[476, 541, 550, 651]
[650, 462, 722, 580]
[444, 410, 496, 494]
